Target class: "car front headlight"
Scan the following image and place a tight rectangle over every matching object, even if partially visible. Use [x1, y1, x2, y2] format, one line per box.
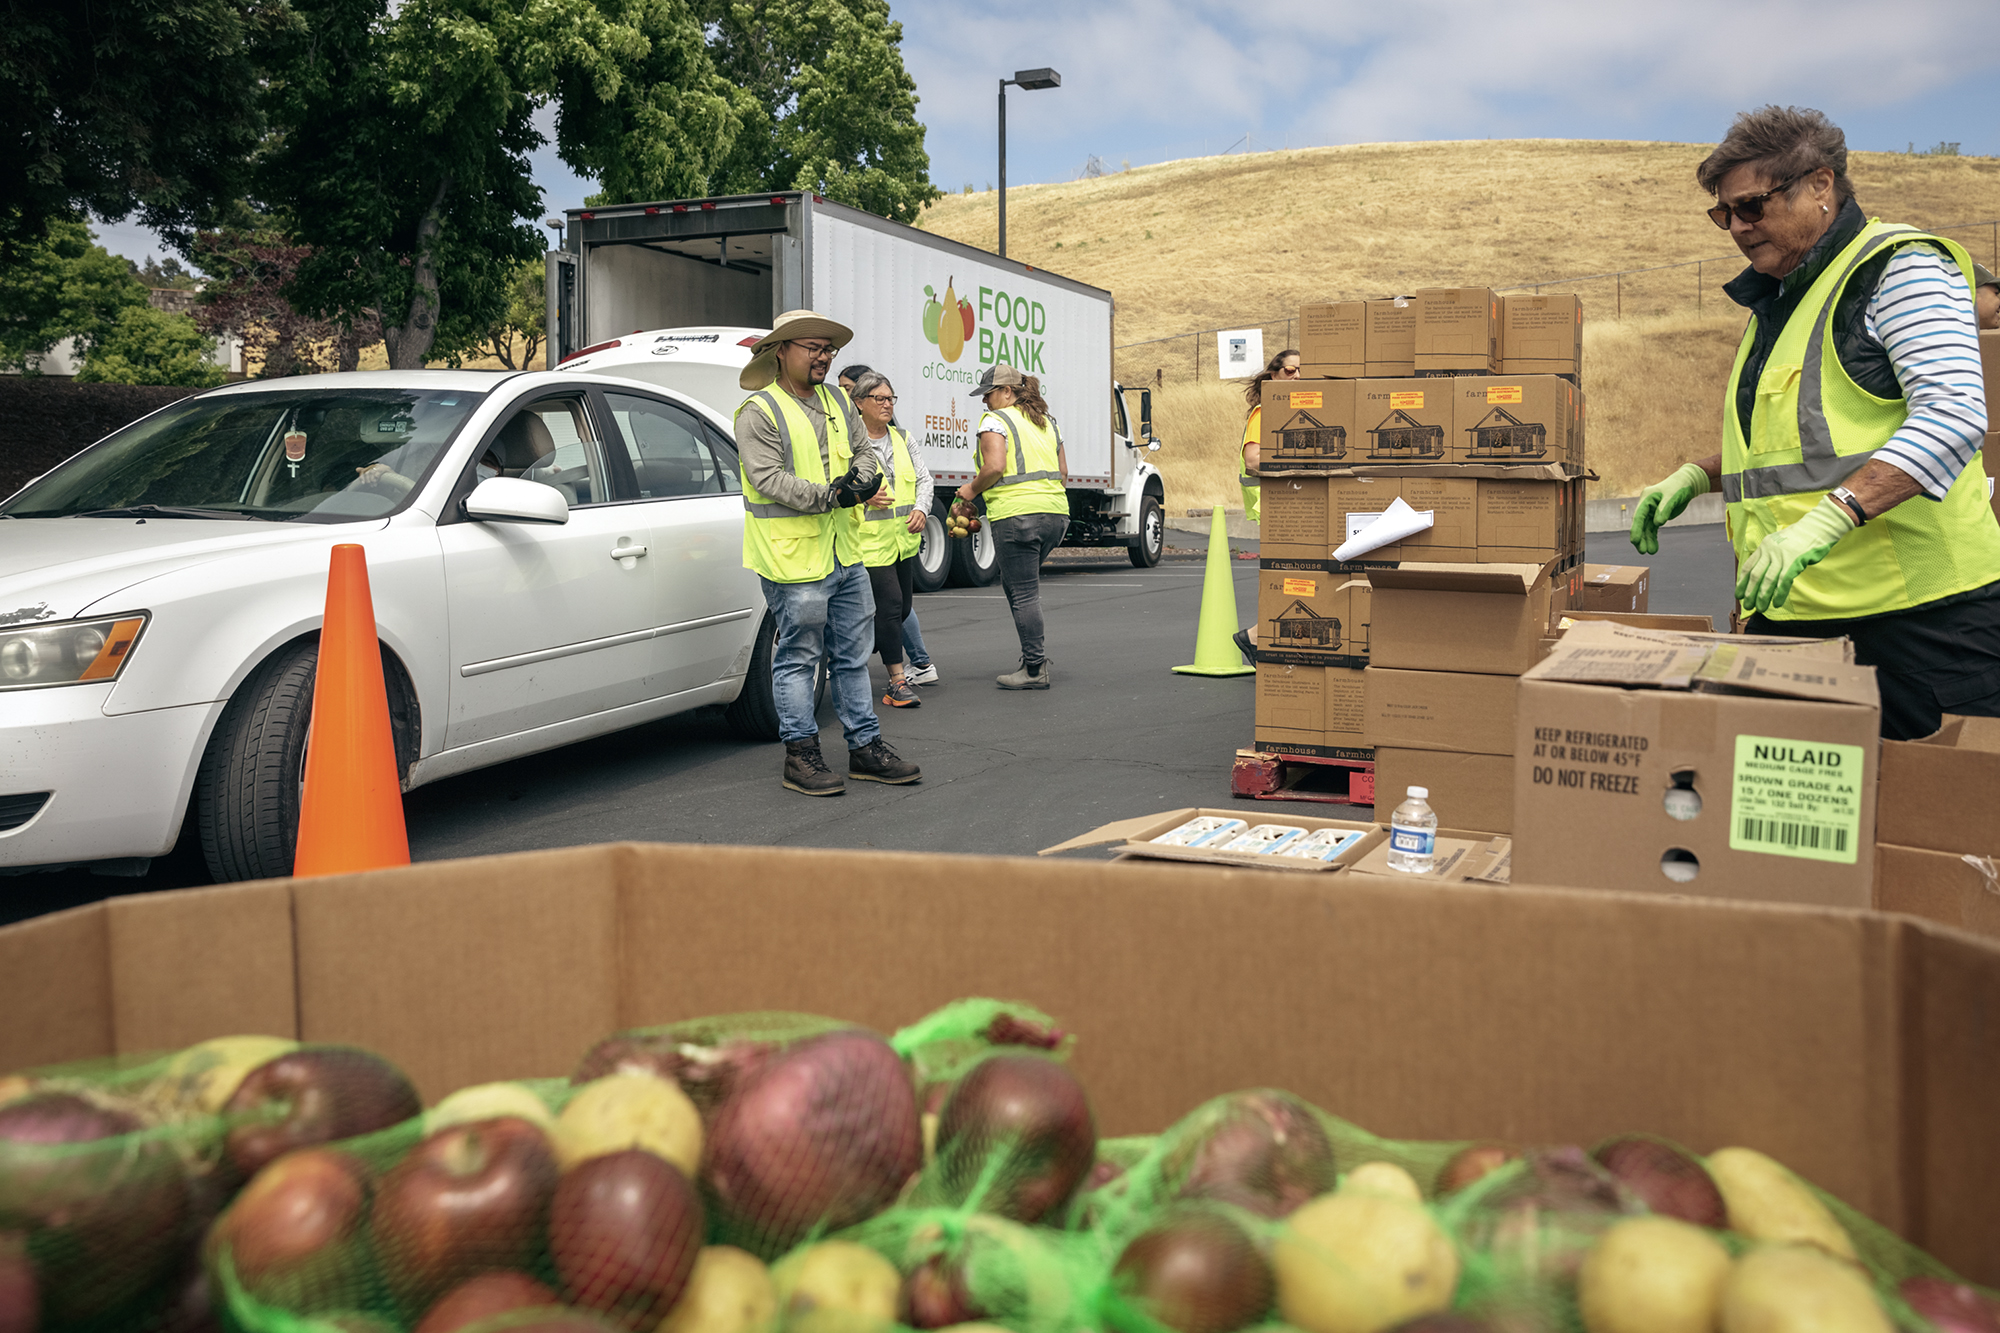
[0, 614, 147, 689]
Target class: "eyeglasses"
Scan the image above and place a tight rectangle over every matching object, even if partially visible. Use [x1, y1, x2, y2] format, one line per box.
[862, 394, 897, 404]
[1707, 174, 1805, 229]
[789, 341, 838, 359]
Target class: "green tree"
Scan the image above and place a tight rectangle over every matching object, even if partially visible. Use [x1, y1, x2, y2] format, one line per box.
[0, 220, 148, 371]
[695, 0, 939, 222]
[0, 0, 282, 256]
[482, 258, 548, 368]
[75, 306, 228, 386]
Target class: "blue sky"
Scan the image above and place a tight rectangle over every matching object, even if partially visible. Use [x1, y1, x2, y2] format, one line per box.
[95, 0, 2000, 268]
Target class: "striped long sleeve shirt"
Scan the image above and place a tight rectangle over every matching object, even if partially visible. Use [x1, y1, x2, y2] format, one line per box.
[1864, 244, 1989, 499]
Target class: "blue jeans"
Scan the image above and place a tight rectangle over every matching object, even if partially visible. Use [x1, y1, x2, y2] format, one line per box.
[901, 607, 931, 667]
[761, 562, 880, 748]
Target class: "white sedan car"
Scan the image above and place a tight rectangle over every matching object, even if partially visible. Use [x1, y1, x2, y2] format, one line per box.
[0, 369, 794, 881]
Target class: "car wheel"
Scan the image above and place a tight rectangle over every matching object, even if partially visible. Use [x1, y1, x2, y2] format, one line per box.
[950, 521, 1001, 587]
[914, 511, 951, 593]
[1129, 493, 1165, 567]
[724, 612, 832, 742]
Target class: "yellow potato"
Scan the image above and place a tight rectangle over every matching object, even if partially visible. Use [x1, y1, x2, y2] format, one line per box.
[1577, 1216, 1732, 1333]
[426, 1080, 557, 1136]
[556, 1071, 702, 1173]
[771, 1240, 900, 1333]
[659, 1246, 778, 1333]
[1706, 1148, 1855, 1260]
[1339, 1162, 1422, 1203]
[1274, 1189, 1459, 1333]
[151, 1035, 297, 1115]
[1719, 1245, 1891, 1333]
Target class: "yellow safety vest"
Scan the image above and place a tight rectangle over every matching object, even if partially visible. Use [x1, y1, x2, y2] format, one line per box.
[1240, 406, 1262, 524]
[858, 424, 922, 567]
[736, 384, 861, 583]
[981, 406, 1068, 522]
[1722, 218, 2000, 620]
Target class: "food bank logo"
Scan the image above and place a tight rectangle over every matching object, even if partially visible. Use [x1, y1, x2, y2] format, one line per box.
[922, 278, 975, 362]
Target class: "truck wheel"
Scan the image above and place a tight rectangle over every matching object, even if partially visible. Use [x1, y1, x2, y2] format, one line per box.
[1129, 494, 1165, 567]
[914, 511, 951, 593]
[725, 612, 832, 741]
[950, 523, 1000, 587]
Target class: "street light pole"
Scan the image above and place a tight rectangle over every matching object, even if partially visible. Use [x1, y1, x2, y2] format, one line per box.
[996, 67, 1060, 261]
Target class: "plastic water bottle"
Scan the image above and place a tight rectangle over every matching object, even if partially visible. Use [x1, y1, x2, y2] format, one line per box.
[1386, 786, 1438, 874]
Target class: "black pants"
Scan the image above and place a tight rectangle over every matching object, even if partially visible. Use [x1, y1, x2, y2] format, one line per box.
[866, 557, 916, 667]
[994, 512, 1069, 666]
[1747, 582, 2000, 740]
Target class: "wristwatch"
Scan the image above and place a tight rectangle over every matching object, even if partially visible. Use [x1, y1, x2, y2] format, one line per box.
[1831, 486, 1868, 525]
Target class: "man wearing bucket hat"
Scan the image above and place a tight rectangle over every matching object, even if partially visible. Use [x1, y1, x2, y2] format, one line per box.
[736, 310, 921, 795]
[951, 362, 1070, 688]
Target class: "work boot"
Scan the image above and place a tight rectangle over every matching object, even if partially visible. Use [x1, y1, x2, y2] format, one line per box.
[782, 739, 844, 796]
[997, 658, 1052, 690]
[848, 737, 921, 784]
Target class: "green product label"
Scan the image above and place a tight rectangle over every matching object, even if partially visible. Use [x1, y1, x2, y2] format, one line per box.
[1729, 734, 1864, 864]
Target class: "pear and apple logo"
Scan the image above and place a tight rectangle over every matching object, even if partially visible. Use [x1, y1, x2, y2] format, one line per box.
[922, 277, 974, 363]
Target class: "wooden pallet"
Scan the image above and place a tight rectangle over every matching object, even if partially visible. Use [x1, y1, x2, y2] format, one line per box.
[1231, 748, 1376, 806]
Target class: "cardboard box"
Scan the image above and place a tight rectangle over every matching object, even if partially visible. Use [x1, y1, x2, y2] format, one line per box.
[1878, 714, 2000, 858]
[1356, 379, 1452, 463]
[1981, 329, 1999, 423]
[1415, 287, 1500, 375]
[1299, 302, 1366, 377]
[1557, 610, 1714, 633]
[1344, 829, 1513, 883]
[1260, 379, 1358, 472]
[1476, 478, 1567, 564]
[1514, 620, 1881, 908]
[1371, 747, 1517, 833]
[1256, 564, 1370, 666]
[1576, 563, 1651, 613]
[1453, 375, 1575, 467]
[1500, 294, 1584, 378]
[1364, 667, 1518, 755]
[1363, 298, 1417, 377]
[1041, 807, 1384, 873]
[1259, 475, 1331, 561]
[6, 844, 2000, 1280]
[1875, 843, 2000, 942]
[1369, 561, 1564, 675]
[1253, 662, 1368, 756]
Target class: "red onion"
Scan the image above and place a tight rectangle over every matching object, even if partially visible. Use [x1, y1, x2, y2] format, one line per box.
[1900, 1277, 2000, 1333]
[552, 1150, 704, 1330]
[1114, 1211, 1273, 1333]
[1171, 1091, 1334, 1218]
[1590, 1136, 1725, 1228]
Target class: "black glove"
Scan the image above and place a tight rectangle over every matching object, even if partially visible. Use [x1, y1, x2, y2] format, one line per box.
[830, 464, 883, 508]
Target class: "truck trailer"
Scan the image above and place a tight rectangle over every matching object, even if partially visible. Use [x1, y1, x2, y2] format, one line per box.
[545, 191, 1164, 589]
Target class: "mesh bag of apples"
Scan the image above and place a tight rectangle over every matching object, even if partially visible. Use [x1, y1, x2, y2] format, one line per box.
[2, 998, 1994, 1333]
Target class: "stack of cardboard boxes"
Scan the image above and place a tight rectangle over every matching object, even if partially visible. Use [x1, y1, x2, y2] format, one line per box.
[1253, 290, 1588, 817]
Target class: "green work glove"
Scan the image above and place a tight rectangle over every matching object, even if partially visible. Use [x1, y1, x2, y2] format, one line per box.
[1735, 495, 1858, 615]
[1629, 462, 1712, 554]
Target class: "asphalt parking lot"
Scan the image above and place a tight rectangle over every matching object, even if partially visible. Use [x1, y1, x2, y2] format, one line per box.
[1, 522, 1742, 926]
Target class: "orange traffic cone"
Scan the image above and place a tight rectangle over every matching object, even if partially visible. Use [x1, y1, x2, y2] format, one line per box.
[293, 543, 410, 877]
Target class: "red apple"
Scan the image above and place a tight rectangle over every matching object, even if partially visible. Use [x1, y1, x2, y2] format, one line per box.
[1900, 1276, 2000, 1333]
[0, 1091, 192, 1323]
[1113, 1211, 1273, 1333]
[935, 1054, 1096, 1224]
[551, 1149, 704, 1330]
[0, 1233, 36, 1333]
[704, 1030, 922, 1256]
[1590, 1136, 1725, 1228]
[208, 1147, 372, 1312]
[372, 1116, 559, 1309]
[226, 1047, 421, 1177]
[1169, 1091, 1335, 1218]
[1436, 1143, 1521, 1196]
[899, 1252, 985, 1328]
[417, 1271, 563, 1333]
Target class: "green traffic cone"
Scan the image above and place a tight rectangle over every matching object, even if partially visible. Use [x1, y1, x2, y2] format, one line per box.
[1173, 506, 1257, 677]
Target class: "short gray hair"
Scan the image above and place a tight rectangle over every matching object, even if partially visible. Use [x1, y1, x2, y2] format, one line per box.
[1697, 105, 1855, 207]
[851, 370, 894, 403]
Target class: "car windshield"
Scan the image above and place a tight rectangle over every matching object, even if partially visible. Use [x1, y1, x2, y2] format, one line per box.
[0, 387, 485, 521]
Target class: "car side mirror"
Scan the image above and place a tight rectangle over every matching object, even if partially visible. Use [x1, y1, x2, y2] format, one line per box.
[464, 476, 569, 525]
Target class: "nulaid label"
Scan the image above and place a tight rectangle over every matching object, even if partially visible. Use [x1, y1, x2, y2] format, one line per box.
[1281, 577, 1317, 596]
[1389, 391, 1425, 409]
[1289, 391, 1323, 409]
[1729, 734, 1864, 864]
[1485, 385, 1524, 404]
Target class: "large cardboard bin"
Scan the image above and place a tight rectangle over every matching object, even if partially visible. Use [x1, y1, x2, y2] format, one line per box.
[3, 842, 1999, 1284]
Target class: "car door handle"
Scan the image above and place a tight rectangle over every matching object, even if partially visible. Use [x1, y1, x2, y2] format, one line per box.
[610, 541, 649, 561]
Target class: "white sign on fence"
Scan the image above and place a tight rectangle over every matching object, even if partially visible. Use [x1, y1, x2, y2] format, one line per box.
[1216, 328, 1263, 379]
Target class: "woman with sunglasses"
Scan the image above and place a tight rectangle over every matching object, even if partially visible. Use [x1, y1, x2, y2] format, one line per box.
[850, 371, 934, 708]
[1630, 106, 2000, 741]
[1231, 347, 1301, 662]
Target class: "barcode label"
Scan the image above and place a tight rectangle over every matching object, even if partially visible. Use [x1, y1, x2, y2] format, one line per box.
[1737, 818, 1849, 854]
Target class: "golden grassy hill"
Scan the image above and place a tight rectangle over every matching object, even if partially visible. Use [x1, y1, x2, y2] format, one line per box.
[917, 140, 2000, 504]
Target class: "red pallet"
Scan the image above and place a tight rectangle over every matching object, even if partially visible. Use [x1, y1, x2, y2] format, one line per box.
[1231, 748, 1375, 806]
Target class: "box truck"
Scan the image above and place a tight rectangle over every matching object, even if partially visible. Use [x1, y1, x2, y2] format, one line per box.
[546, 191, 1163, 589]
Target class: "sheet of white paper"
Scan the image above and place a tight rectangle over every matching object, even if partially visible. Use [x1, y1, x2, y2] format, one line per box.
[1334, 496, 1434, 561]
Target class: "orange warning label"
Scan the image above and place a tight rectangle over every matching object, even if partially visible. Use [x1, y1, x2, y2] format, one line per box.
[1486, 385, 1524, 404]
[1281, 578, 1317, 596]
[1289, 391, 1323, 409]
[1388, 391, 1424, 410]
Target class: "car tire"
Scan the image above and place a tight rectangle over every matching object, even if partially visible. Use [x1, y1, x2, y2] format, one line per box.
[1129, 493, 1164, 567]
[724, 612, 831, 742]
[914, 511, 951, 593]
[950, 522, 1001, 587]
